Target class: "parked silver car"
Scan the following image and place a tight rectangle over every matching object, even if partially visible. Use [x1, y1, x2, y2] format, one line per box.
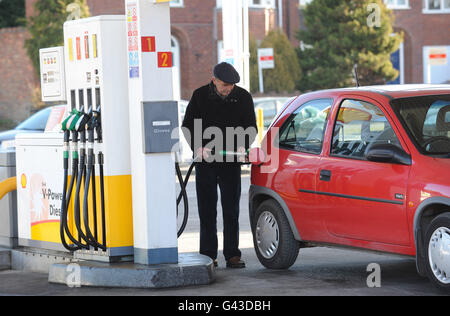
[0, 105, 65, 149]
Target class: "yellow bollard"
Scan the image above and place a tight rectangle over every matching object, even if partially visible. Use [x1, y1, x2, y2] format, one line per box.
[256, 108, 264, 145]
[0, 177, 17, 201]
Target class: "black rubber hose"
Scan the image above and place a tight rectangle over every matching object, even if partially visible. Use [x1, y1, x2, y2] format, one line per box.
[175, 162, 189, 238]
[60, 151, 81, 252]
[65, 160, 77, 210]
[176, 161, 196, 206]
[98, 152, 107, 247]
[73, 153, 92, 246]
[174, 155, 248, 238]
[62, 160, 88, 249]
[60, 131, 88, 250]
[82, 152, 106, 251]
[91, 160, 99, 245]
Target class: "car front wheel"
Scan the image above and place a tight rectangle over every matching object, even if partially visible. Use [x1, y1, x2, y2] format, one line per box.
[425, 212, 450, 291]
[252, 199, 300, 269]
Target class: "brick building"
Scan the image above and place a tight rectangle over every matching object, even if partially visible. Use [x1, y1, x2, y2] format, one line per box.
[388, 0, 450, 85]
[0, 0, 449, 123]
[22, 0, 295, 101]
[82, 0, 301, 100]
[0, 27, 37, 122]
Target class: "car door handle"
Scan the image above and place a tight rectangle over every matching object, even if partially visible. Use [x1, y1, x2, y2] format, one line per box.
[319, 169, 332, 182]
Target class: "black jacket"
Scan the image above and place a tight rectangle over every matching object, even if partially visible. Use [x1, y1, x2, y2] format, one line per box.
[182, 82, 257, 164]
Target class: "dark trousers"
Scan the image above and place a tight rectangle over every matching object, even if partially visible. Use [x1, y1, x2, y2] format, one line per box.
[195, 163, 242, 261]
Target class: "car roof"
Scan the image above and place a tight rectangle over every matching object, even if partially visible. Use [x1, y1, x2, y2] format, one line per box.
[254, 97, 292, 101]
[301, 84, 450, 101]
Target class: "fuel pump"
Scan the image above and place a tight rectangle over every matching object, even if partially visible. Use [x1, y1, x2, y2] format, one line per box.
[57, 16, 134, 261]
[59, 91, 108, 252]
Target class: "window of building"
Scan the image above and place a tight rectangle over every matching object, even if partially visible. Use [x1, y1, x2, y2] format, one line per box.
[217, 40, 224, 63]
[217, 0, 275, 9]
[301, 0, 411, 9]
[170, 0, 183, 8]
[384, 0, 410, 9]
[299, 0, 312, 7]
[250, 0, 276, 7]
[388, 42, 405, 85]
[423, 0, 450, 13]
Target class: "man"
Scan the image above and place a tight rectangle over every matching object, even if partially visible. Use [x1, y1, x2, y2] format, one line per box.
[182, 62, 257, 268]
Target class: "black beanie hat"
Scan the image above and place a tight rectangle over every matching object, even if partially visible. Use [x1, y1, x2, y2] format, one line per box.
[213, 62, 240, 84]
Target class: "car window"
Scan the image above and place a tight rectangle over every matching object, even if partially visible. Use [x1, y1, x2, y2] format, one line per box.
[255, 101, 278, 128]
[15, 107, 52, 131]
[331, 99, 401, 159]
[423, 101, 450, 136]
[391, 95, 450, 156]
[278, 98, 333, 154]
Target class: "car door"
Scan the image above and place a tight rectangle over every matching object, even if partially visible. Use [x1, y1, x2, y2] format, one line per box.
[274, 98, 334, 241]
[315, 96, 411, 246]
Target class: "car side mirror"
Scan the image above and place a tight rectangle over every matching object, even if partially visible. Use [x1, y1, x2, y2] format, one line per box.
[366, 144, 411, 166]
[248, 148, 267, 166]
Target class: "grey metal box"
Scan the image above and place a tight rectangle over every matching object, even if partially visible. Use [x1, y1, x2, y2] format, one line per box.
[142, 101, 179, 154]
[0, 150, 17, 248]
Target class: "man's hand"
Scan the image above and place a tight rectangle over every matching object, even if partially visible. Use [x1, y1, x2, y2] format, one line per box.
[237, 147, 248, 163]
[196, 147, 212, 160]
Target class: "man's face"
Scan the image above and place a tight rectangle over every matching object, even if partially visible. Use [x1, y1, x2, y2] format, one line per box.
[212, 77, 235, 97]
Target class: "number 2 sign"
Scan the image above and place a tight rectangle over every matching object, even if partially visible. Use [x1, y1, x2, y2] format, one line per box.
[158, 52, 173, 68]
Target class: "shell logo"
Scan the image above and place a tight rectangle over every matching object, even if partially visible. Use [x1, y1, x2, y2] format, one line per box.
[21, 174, 27, 189]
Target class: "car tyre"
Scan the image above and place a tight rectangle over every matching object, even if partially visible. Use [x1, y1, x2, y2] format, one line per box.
[252, 199, 300, 269]
[424, 212, 450, 291]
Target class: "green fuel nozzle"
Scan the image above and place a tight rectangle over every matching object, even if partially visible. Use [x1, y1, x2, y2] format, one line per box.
[218, 149, 250, 157]
[61, 109, 83, 132]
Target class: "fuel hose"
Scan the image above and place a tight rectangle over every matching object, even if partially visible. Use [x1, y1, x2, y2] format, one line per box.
[175, 151, 250, 237]
[81, 111, 106, 251]
[60, 112, 86, 251]
[72, 114, 99, 248]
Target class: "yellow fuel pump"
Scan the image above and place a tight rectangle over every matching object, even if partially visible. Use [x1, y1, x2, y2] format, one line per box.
[16, 16, 134, 261]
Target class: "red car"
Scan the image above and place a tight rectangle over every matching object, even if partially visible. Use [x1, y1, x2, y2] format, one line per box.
[249, 84, 450, 290]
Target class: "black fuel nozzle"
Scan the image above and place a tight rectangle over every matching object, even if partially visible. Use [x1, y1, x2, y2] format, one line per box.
[92, 108, 102, 142]
[85, 107, 96, 143]
[73, 110, 91, 146]
[77, 115, 90, 132]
